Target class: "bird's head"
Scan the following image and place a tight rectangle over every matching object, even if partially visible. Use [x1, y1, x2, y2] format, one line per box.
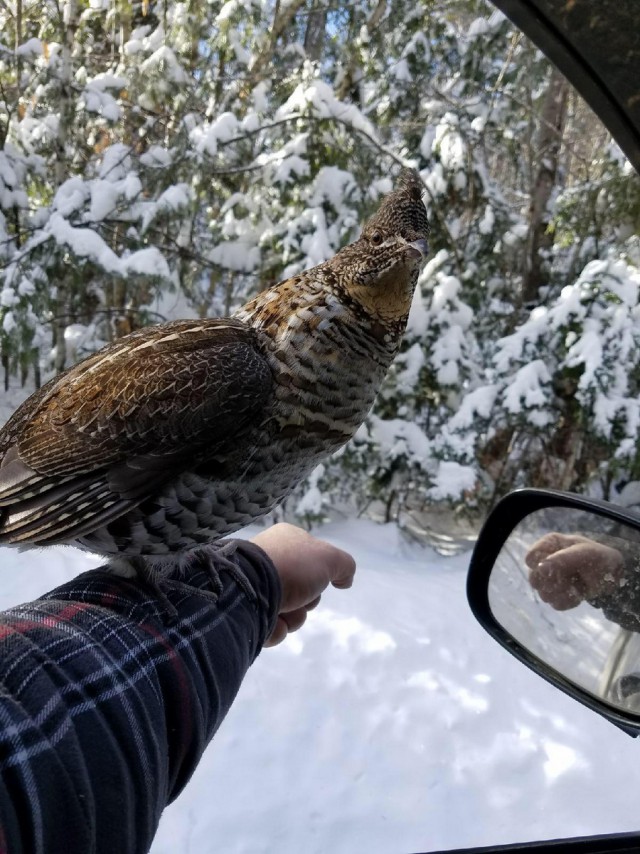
[329, 169, 429, 329]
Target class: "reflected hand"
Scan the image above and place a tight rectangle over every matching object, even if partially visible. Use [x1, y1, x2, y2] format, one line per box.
[250, 523, 356, 647]
[525, 532, 624, 611]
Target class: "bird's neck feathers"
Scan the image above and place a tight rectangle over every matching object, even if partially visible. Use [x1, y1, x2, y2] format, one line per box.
[335, 263, 418, 332]
[235, 261, 413, 356]
[234, 272, 346, 346]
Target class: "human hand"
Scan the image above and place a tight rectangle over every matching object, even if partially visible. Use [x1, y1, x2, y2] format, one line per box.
[250, 523, 356, 647]
[525, 532, 624, 610]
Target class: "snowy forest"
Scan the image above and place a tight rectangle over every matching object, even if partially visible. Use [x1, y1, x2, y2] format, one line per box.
[1, 0, 640, 532]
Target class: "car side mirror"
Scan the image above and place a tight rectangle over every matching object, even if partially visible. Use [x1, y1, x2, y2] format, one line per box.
[467, 488, 640, 737]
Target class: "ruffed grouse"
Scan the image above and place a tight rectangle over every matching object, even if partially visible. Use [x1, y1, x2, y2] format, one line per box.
[0, 170, 428, 574]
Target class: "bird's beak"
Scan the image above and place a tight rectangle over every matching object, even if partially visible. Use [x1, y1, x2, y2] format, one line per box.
[406, 238, 429, 260]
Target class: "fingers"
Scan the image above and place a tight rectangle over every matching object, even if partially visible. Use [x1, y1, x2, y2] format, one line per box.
[265, 616, 288, 647]
[529, 561, 584, 610]
[281, 606, 309, 633]
[525, 532, 589, 569]
[329, 548, 356, 589]
[265, 605, 312, 647]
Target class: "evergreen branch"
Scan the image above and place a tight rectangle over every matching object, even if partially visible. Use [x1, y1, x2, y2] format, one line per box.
[188, 109, 464, 271]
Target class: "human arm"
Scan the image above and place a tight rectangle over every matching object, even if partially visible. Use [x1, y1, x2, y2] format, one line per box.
[525, 530, 640, 631]
[0, 524, 355, 854]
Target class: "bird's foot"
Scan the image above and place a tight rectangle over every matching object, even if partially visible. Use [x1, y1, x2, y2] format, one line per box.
[124, 555, 180, 621]
[188, 541, 258, 604]
[107, 542, 257, 622]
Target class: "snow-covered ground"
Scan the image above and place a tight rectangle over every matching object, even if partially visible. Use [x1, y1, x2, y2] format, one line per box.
[2, 518, 640, 852]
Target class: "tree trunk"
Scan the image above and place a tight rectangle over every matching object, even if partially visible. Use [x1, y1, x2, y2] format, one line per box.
[522, 67, 569, 305]
[335, 0, 386, 103]
[304, 0, 326, 63]
[53, 0, 78, 374]
[221, 0, 306, 109]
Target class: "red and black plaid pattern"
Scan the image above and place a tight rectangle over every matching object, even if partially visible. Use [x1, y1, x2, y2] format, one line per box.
[0, 542, 280, 854]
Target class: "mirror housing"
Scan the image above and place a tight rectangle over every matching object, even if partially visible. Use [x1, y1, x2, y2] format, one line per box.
[467, 488, 640, 737]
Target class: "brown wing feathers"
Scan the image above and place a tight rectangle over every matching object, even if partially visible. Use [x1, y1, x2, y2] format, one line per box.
[0, 318, 273, 545]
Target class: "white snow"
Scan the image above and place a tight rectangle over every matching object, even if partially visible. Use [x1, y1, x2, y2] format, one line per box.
[565, 327, 603, 388]
[16, 38, 43, 58]
[124, 247, 171, 279]
[395, 342, 425, 393]
[191, 112, 240, 157]
[488, 254, 640, 452]
[432, 325, 467, 385]
[214, 0, 259, 25]
[479, 204, 495, 235]
[277, 79, 377, 139]
[391, 58, 412, 83]
[47, 212, 122, 273]
[367, 415, 431, 468]
[449, 385, 499, 430]
[81, 75, 125, 121]
[208, 240, 261, 272]
[156, 184, 192, 213]
[89, 179, 120, 222]
[256, 133, 310, 184]
[2, 311, 15, 333]
[502, 360, 552, 414]
[433, 114, 466, 173]
[429, 460, 477, 500]
[98, 143, 132, 181]
[467, 17, 490, 38]
[309, 166, 357, 211]
[295, 464, 326, 517]
[46, 213, 171, 280]
[0, 288, 17, 307]
[1, 520, 639, 851]
[424, 162, 448, 196]
[53, 176, 89, 217]
[139, 146, 173, 168]
[406, 282, 430, 337]
[140, 45, 190, 84]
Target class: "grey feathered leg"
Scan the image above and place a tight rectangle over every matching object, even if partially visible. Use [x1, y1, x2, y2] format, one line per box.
[127, 555, 180, 621]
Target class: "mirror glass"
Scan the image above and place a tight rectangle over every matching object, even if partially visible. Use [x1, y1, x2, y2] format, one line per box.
[489, 506, 640, 714]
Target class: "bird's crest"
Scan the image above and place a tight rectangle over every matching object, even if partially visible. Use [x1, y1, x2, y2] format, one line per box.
[398, 168, 425, 201]
[361, 168, 429, 242]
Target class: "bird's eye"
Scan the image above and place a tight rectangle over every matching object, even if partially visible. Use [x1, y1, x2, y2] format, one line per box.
[370, 231, 383, 246]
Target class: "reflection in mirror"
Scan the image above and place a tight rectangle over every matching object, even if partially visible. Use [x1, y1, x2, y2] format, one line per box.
[489, 507, 640, 715]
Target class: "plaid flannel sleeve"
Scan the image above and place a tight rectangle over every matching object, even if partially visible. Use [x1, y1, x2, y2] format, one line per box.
[0, 540, 281, 854]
